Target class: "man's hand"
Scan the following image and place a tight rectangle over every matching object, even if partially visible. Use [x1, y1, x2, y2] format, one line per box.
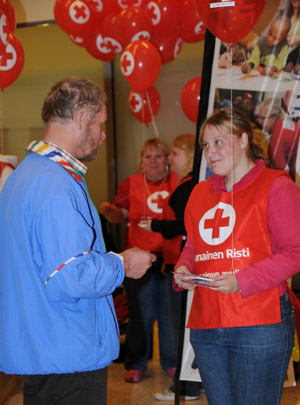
[120, 247, 156, 279]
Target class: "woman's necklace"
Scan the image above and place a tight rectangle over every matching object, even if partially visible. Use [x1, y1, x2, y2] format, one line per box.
[143, 172, 169, 196]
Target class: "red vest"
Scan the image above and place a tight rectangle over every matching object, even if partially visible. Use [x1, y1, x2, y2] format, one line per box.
[127, 173, 178, 252]
[185, 168, 288, 329]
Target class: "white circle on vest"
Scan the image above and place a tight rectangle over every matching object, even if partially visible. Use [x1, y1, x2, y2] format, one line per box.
[199, 202, 235, 245]
[147, 191, 169, 214]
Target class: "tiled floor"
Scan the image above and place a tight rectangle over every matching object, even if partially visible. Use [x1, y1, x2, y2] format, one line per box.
[5, 360, 300, 404]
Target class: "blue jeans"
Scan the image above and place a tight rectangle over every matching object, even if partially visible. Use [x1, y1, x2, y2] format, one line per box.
[125, 258, 176, 371]
[190, 293, 295, 405]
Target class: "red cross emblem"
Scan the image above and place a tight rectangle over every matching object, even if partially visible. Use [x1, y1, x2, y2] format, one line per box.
[129, 92, 142, 112]
[91, 0, 103, 12]
[147, 191, 169, 214]
[132, 31, 151, 42]
[204, 208, 230, 239]
[0, 15, 9, 46]
[0, 43, 16, 70]
[121, 51, 134, 76]
[199, 203, 235, 246]
[195, 21, 205, 35]
[96, 34, 111, 53]
[146, 2, 160, 25]
[104, 37, 122, 54]
[70, 1, 90, 24]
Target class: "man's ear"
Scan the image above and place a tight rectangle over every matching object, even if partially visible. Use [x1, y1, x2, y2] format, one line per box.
[73, 108, 88, 130]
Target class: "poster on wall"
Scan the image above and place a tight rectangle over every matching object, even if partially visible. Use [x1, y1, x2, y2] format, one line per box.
[180, 0, 298, 387]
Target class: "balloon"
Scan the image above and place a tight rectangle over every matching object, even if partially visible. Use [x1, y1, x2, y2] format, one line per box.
[151, 29, 182, 64]
[85, 0, 122, 21]
[0, 0, 15, 32]
[0, 7, 11, 52]
[84, 31, 116, 61]
[180, 77, 201, 123]
[128, 86, 161, 123]
[146, 0, 181, 34]
[54, 0, 98, 36]
[98, 12, 123, 53]
[178, 0, 206, 43]
[116, 7, 152, 47]
[120, 40, 161, 90]
[0, 32, 24, 89]
[194, 0, 267, 43]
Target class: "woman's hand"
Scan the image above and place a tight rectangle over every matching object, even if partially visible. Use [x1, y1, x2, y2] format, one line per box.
[211, 274, 240, 294]
[138, 219, 152, 232]
[174, 265, 197, 290]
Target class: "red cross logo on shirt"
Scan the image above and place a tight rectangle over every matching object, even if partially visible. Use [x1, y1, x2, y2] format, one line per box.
[147, 191, 169, 214]
[121, 51, 134, 76]
[204, 208, 230, 239]
[70, 1, 90, 24]
[199, 203, 235, 246]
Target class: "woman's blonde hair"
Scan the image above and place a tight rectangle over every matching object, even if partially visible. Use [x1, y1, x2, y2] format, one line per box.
[136, 138, 169, 174]
[199, 108, 264, 162]
[172, 134, 195, 178]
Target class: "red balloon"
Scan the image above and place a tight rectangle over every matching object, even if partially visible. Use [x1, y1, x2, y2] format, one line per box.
[84, 31, 116, 61]
[180, 77, 201, 123]
[120, 40, 161, 90]
[179, 0, 206, 43]
[194, 0, 267, 43]
[84, 0, 122, 20]
[146, 0, 180, 34]
[0, 0, 15, 32]
[0, 32, 24, 89]
[54, 0, 98, 36]
[151, 29, 182, 64]
[116, 7, 153, 47]
[128, 86, 161, 123]
[98, 12, 123, 53]
[0, 8, 11, 52]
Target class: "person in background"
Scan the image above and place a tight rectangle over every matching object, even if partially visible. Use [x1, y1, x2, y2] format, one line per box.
[100, 138, 177, 383]
[174, 108, 300, 405]
[0, 77, 155, 405]
[285, 0, 300, 50]
[142, 134, 202, 402]
[241, 15, 291, 76]
[256, 97, 300, 180]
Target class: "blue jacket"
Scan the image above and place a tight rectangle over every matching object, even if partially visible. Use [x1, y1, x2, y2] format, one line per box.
[0, 153, 125, 374]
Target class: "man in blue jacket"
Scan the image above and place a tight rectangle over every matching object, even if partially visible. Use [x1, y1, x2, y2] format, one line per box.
[0, 77, 156, 405]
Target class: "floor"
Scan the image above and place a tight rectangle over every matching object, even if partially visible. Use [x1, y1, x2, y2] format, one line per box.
[4, 360, 300, 405]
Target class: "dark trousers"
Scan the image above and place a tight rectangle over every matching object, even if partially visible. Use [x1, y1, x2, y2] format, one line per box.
[21, 368, 108, 405]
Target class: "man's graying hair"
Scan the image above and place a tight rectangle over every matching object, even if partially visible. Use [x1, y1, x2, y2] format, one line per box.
[41, 77, 107, 125]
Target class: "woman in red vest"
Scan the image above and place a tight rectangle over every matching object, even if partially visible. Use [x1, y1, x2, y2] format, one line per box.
[141, 134, 202, 401]
[174, 108, 300, 405]
[100, 138, 178, 383]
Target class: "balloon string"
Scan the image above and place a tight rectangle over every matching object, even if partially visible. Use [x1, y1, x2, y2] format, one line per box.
[146, 89, 159, 138]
